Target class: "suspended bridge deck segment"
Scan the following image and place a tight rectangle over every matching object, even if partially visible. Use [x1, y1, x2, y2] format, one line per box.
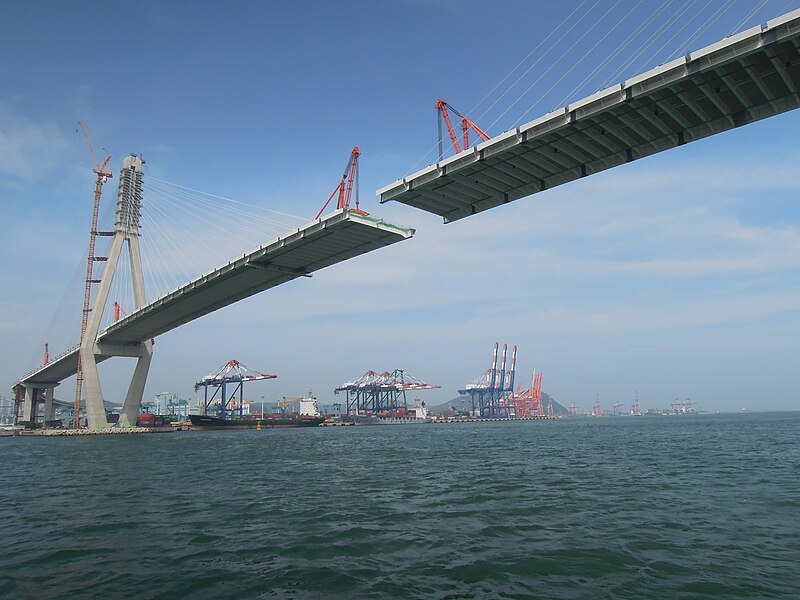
[18, 209, 414, 387]
[378, 10, 800, 223]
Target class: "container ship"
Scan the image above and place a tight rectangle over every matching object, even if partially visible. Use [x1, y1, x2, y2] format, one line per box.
[348, 398, 432, 425]
[189, 391, 325, 430]
[188, 414, 324, 429]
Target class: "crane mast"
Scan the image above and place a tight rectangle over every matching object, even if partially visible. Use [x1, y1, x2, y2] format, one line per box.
[74, 121, 113, 429]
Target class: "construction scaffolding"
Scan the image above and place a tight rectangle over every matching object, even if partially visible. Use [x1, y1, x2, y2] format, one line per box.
[335, 369, 439, 415]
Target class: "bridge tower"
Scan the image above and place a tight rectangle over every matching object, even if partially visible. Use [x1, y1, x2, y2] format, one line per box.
[79, 154, 152, 429]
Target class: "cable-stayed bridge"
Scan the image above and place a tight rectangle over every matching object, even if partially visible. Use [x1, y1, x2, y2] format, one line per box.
[20, 211, 412, 384]
[14, 8, 800, 430]
[378, 9, 800, 222]
[15, 156, 414, 429]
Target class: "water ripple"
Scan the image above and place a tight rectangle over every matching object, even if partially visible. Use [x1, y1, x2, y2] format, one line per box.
[1, 413, 799, 598]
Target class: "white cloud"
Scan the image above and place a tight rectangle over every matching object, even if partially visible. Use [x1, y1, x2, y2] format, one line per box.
[0, 104, 73, 183]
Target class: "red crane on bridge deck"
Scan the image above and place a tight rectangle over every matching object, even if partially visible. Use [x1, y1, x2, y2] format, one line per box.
[436, 98, 491, 160]
[113, 302, 127, 323]
[315, 146, 366, 219]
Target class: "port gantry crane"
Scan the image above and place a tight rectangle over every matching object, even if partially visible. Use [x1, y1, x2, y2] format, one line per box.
[315, 146, 365, 219]
[513, 369, 544, 418]
[194, 359, 277, 420]
[458, 343, 517, 418]
[73, 121, 114, 429]
[435, 98, 491, 161]
[335, 369, 440, 416]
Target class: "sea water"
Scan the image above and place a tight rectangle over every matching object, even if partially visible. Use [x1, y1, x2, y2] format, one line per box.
[1, 412, 798, 599]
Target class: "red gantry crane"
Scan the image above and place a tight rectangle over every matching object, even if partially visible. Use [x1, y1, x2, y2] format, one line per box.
[513, 368, 544, 418]
[436, 98, 491, 160]
[315, 146, 366, 219]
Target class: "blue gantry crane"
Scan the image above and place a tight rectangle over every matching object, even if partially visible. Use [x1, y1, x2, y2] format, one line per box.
[458, 343, 517, 418]
[194, 359, 276, 420]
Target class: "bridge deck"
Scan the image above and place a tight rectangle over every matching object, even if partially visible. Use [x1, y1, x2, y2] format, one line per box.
[19, 209, 414, 386]
[377, 10, 800, 222]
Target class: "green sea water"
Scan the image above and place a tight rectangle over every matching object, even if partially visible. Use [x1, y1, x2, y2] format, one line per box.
[1, 412, 798, 599]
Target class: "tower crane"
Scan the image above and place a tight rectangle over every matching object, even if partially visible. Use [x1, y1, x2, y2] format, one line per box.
[315, 146, 366, 219]
[73, 121, 113, 428]
[435, 99, 491, 160]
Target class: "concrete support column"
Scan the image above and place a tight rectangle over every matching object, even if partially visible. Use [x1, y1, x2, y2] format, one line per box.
[13, 385, 23, 425]
[115, 224, 153, 428]
[117, 340, 153, 428]
[80, 345, 109, 429]
[43, 388, 54, 422]
[21, 383, 59, 425]
[81, 232, 124, 430]
[22, 386, 35, 422]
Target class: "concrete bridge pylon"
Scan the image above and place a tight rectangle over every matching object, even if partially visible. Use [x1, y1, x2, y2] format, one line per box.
[79, 154, 152, 429]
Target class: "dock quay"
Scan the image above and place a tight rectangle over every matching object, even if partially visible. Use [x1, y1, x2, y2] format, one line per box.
[14, 427, 177, 436]
[433, 416, 556, 424]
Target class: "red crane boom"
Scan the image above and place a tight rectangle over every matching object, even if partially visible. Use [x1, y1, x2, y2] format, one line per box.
[315, 146, 365, 219]
[436, 99, 491, 160]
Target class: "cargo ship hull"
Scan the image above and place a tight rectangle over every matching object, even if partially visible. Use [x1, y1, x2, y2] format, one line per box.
[189, 415, 324, 430]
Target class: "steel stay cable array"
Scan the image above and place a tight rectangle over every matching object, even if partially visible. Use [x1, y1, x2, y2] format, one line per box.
[403, 0, 788, 173]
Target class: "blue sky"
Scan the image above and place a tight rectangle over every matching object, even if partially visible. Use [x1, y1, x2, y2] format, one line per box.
[1, 0, 799, 414]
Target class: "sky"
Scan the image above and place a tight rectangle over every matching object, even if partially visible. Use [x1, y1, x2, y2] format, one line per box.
[1, 0, 799, 414]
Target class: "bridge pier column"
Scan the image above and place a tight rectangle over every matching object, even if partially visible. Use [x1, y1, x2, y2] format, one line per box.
[117, 340, 153, 428]
[43, 388, 54, 423]
[22, 386, 36, 423]
[12, 385, 23, 425]
[20, 384, 58, 424]
[80, 345, 109, 430]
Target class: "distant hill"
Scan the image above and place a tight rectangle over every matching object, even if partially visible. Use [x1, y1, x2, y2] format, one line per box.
[428, 393, 568, 416]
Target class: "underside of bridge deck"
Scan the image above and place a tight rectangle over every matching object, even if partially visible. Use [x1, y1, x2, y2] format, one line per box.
[378, 10, 800, 223]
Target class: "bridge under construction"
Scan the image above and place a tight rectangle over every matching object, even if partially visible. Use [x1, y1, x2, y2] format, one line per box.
[14, 155, 414, 430]
[378, 10, 800, 222]
[12, 8, 800, 431]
